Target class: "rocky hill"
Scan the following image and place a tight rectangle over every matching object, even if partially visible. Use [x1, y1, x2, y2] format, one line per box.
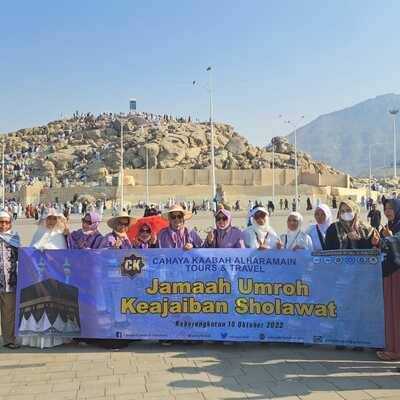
[287, 93, 400, 176]
[3, 112, 343, 188]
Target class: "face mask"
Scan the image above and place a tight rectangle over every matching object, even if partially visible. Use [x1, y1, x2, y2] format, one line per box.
[341, 212, 354, 222]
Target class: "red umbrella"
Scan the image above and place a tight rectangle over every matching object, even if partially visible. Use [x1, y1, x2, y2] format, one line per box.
[127, 215, 169, 242]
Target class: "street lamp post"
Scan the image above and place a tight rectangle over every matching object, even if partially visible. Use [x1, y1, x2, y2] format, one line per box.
[2, 140, 4, 207]
[285, 116, 304, 210]
[120, 120, 124, 212]
[272, 141, 275, 205]
[207, 66, 217, 209]
[389, 109, 399, 179]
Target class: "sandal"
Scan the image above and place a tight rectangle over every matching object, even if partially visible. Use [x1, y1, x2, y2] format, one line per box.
[3, 343, 20, 349]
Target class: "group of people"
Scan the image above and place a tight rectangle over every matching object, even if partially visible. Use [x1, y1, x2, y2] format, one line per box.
[0, 197, 399, 362]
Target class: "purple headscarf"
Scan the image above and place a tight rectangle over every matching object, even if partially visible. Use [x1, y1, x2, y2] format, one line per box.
[215, 208, 231, 230]
[86, 212, 101, 230]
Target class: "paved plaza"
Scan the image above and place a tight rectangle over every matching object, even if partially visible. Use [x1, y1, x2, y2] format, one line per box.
[0, 207, 398, 400]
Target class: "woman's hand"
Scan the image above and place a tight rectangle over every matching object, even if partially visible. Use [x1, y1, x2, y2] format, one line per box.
[382, 225, 393, 238]
[371, 229, 380, 247]
[114, 238, 122, 249]
[150, 232, 157, 245]
[132, 239, 140, 248]
[347, 231, 360, 241]
[258, 243, 268, 250]
[183, 243, 193, 251]
[276, 240, 283, 249]
[206, 230, 214, 245]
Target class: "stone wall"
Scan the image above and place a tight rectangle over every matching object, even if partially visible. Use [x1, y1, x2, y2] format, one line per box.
[123, 168, 348, 187]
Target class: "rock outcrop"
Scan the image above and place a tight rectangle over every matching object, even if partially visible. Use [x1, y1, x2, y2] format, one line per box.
[4, 112, 343, 188]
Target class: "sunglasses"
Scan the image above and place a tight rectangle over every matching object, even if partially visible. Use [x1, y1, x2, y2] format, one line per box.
[0, 221, 10, 224]
[117, 221, 130, 227]
[169, 214, 184, 220]
[82, 219, 92, 224]
[216, 216, 228, 222]
[140, 228, 151, 233]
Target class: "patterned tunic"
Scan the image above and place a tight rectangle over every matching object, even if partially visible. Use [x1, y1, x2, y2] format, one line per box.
[0, 238, 18, 293]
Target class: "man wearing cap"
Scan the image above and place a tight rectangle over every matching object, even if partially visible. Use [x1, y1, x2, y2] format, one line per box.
[100, 212, 136, 249]
[0, 210, 20, 349]
[157, 205, 203, 249]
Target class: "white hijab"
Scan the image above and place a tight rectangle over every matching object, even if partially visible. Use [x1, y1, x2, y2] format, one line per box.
[249, 207, 276, 241]
[315, 204, 332, 234]
[285, 212, 303, 247]
[30, 209, 67, 249]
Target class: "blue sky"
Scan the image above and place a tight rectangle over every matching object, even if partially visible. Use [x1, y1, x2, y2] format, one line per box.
[1, 0, 399, 145]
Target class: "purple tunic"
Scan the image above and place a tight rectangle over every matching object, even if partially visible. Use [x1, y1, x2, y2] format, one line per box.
[157, 226, 203, 248]
[133, 239, 158, 249]
[67, 229, 103, 249]
[100, 232, 132, 249]
[204, 226, 244, 248]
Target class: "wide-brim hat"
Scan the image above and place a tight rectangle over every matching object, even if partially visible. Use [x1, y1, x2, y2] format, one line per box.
[162, 204, 192, 221]
[127, 215, 169, 242]
[107, 212, 137, 230]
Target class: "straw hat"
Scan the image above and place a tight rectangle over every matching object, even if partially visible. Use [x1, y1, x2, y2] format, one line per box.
[162, 204, 192, 221]
[107, 212, 137, 230]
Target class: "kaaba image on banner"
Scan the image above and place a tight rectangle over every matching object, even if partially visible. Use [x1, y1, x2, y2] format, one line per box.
[18, 278, 80, 336]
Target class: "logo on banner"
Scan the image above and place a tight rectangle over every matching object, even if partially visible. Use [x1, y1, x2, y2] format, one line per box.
[120, 254, 146, 278]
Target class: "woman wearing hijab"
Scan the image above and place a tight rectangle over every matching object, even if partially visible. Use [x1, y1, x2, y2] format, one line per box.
[205, 208, 244, 248]
[30, 208, 68, 250]
[157, 205, 203, 249]
[306, 204, 332, 251]
[243, 206, 281, 249]
[67, 212, 103, 249]
[100, 212, 136, 249]
[131, 223, 158, 249]
[325, 200, 379, 250]
[377, 199, 400, 361]
[280, 212, 313, 250]
[0, 210, 20, 349]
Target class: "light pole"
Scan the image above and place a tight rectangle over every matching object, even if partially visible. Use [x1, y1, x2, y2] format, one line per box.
[207, 66, 217, 209]
[285, 116, 304, 210]
[368, 142, 390, 198]
[272, 141, 275, 205]
[143, 126, 150, 206]
[120, 120, 124, 212]
[389, 109, 399, 179]
[2, 139, 4, 208]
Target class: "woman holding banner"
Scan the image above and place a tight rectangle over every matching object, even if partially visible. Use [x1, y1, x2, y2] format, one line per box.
[157, 204, 203, 249]
[243, 206, 281, 249]
[324, 200, 379, 250]
[67, 212, 103, 249]
[100, 213, 136, 249]
[305, 204, 332, 251]
[377, 198, 400, 361]
[205, 207, 245, 248]
[325, 199, 379, 351]
[280, 212, 313, 250]
[30, 208, 68, 250]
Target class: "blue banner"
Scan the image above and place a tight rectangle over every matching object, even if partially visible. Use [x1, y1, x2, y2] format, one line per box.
[16, 248, 384, 347]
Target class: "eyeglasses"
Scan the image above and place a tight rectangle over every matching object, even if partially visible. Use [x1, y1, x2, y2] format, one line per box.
[0, 221, 10, 225]
[169, 214, 184, 220]
[216, 216, 228, 222]
[82, 219, 92, 224]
